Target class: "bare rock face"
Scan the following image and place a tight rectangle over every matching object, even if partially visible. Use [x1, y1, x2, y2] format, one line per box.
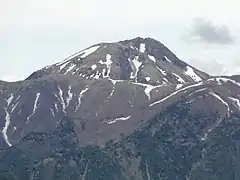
[0, 37, 210, 148]
[0, 37, 240, 180]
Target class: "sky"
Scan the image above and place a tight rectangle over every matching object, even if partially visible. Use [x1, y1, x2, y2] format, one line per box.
[1, 0, 240, 81]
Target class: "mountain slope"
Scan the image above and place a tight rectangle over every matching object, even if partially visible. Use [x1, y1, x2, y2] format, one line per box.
[1, 76, 240, 180]
[0, 37, 210, 148]
[27, 37, 209, 84]
[0, 37, 240, 180]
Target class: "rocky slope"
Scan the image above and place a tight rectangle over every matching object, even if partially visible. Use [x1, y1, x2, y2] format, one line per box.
[0, 37, 209, 148]
[0, 37, 240, 180]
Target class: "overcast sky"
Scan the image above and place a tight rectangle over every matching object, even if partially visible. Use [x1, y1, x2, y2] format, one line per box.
[1, 0, 240, 81]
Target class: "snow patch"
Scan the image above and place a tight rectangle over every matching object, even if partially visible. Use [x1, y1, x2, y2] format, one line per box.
[57, 86, 66, 114]
[59, 61, 70, 71]
[228, 97, 240, 110]
[56, 45, 100, 69]
[129, 56, 142, 79]
[208, 77, 240, 87]
[176, 84, 183, 90]
[172, 73, 185, 83]
[11, 102, 19, 113]
[133, 82, 163, 101]
[148, 55, 156, 63]
[65, 64, 76, 74]
[7, 94, 14, 106]
[54, 103, 59, 112]
[108, 78, 123, 85]
[93, 71, 101, 79]
[145, 77, 151, 82]
[50, 108, 55, 116]
[209, 92, 230, 116]
[184, 66, 202, 82]
[201, 93, 230, 140]
[91, 64, 97, 70]
[26, 93, 41, 123]
[150, 82, 204, 107]
[80, 46, 100, 58]
[140, 43, 146, 53]
[107, 116, 131, 124]
[164, 56, 171, 63]
[1, 94, 14, 146]
[156, 66, 167, 76]
[75, 87, 89, 112]
[189, 88, 208, 96]
[66, 86, 73, 108]
[2, 108, 11, 146]
[99, 54, 113, 77]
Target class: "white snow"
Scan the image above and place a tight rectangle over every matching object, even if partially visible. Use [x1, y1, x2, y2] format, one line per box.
[50, 108, 55, 116]
[189, 88, 208, 96]
[133, 82, 154, 100]
[65, 64, 76, 74]
[148, 55, 156, 63]
[26, 93, 40, 123]
[209, 92, 230, 116]
[172, 73, 185, 83]
[145, 77, 151, 82]
[163, 78, 169, 84]
[108, 78, 123, 85]
[1, 94, 14, 146]
[91, 64, 97, 70]
[80, 46, 100, 58]
[59, 61, 70, 71]
[101, 69, 106, 77]
[184, 66, 202, 82]
[156, 66, 167, 76]
[99, 54, 113, 77]
[201, 92, 230, 140]
[75, 87, 89, 112]
[56, 45, 100, 69]
[7, 94, 14, 106]
[107, 116, 131, 124]
[140, 43, 146, 53]
[228, 97, 240, 110]
[93, 71, 101, 79]
[11, 102, 19, 113]
[2, 108, 12, 146]
[54, 103, 59, 112]
[208, 77, 240, 87]
[129, 56, 142, 79]
[57, 86, 66, 114]
[15, 95, 21, 101]
[164, 56, 171, 63]
[176, 84, 183, 90]
[66, 86, 73, 108]
[107, 87, 115, 100]
[150, 81, 203, 107]
[133, 82, 163, 101]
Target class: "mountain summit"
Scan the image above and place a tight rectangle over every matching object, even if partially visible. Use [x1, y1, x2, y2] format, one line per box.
[27, 37, 209, 84]
[0, 37, 240, 180]
[0, 37, 210, 148]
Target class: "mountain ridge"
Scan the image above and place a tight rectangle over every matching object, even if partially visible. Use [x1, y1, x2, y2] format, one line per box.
[0, 37, 240, 180]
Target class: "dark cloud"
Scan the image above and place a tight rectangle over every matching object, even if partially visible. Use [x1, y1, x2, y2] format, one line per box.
[186, 18, 235, 45]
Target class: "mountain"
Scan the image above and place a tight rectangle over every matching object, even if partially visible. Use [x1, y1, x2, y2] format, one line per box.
[0, 37, 209, 148]
[0, 37, 240, 180]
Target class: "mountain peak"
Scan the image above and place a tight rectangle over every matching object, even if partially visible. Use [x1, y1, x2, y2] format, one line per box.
[26, 37, 209, 86]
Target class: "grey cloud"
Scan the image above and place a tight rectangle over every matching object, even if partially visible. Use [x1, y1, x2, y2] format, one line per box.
[187, 18, 235, 44]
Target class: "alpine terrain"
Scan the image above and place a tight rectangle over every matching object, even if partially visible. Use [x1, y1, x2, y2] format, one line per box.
[0, 37, 240, 180]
